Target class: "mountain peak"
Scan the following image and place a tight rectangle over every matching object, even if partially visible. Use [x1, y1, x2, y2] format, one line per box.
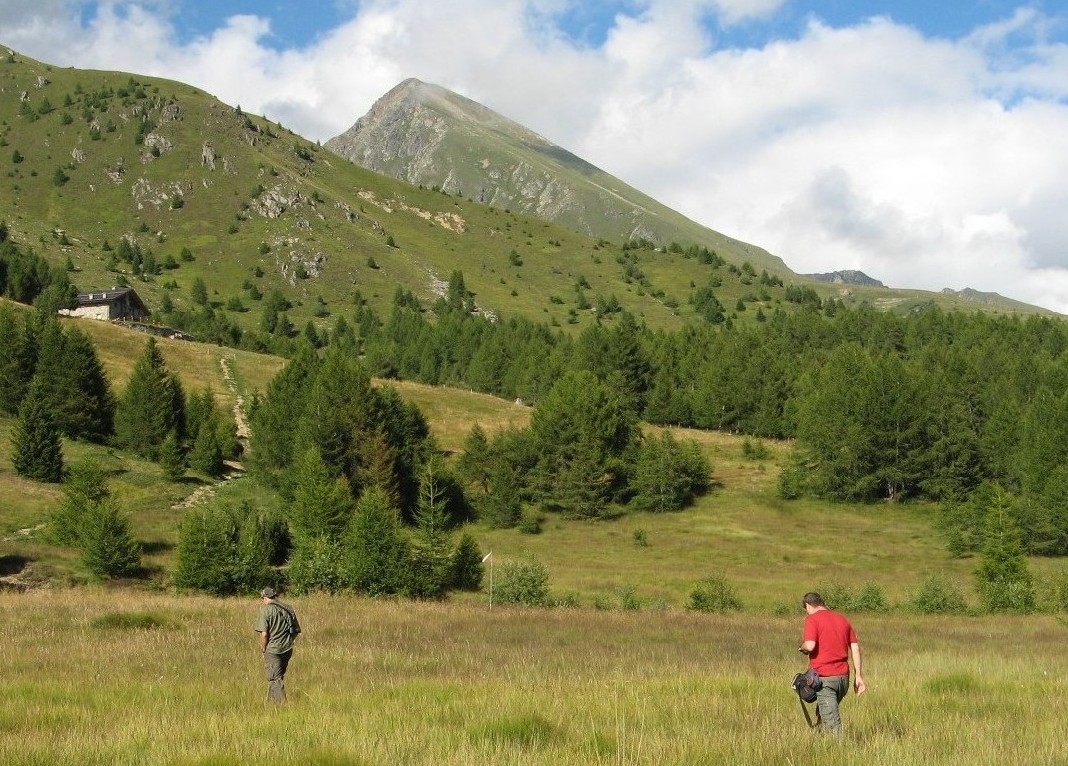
[325, 80, 789, 274]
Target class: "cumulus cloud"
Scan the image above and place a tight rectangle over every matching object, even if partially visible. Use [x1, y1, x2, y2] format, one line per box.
[2, 0, 1068, 311]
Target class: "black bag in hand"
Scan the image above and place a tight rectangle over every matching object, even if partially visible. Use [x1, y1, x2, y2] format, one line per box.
[791, 668, 822, 703]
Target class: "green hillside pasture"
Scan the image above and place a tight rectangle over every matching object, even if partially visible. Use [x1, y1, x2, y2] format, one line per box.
[385, 378, 532, 453]
[68, 315, 285, 404]
[473, 427, 978, 610]
[0, 418, 210, 580]
[2, 589, 1067, 765]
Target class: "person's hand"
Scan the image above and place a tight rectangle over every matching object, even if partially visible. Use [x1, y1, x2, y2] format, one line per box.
[855, 676, 867, 695]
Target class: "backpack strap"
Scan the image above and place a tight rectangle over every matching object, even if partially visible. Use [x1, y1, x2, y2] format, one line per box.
[270, 602, 299, 636]
[796, 692, 821, 729]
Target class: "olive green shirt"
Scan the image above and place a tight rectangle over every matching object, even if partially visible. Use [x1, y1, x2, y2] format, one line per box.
[254, 600, 301, 654]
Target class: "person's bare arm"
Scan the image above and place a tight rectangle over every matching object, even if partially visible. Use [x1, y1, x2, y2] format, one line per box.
[850, 641, 866, 694]
[259, 631, 268, 653]
[798, 639, 816, 655]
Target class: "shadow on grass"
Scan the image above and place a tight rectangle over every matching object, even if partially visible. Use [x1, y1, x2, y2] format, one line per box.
[0, 553, 31, 575]
[141, 540, 174, 555]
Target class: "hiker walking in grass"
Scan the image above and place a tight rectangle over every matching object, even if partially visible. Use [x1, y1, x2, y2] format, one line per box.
[254, 587, 301, 703]
[798, 591, 866, 735]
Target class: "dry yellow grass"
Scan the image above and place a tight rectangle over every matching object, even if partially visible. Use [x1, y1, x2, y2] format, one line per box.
[2, 589, 1067, 765]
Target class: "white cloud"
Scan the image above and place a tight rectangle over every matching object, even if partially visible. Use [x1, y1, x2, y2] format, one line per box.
[3, 1, 1068, 311]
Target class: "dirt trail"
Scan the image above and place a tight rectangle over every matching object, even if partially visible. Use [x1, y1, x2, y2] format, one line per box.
[169, 354, 249, 511]
[219, 355, 250, 442]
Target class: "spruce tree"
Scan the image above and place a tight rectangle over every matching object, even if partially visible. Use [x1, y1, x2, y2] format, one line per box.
[409, 456, 454, 598]
[976, 487, 1035, 613]
[158, 429, 185, 481]
[457, 424, 492, 494]
[11, 377, 64, 482]
[289, 446, 353, 542]
[344, 487, 410, 596]
[449, 531, 485, 591]
[189, 421, 224, 478]
[114, 338, 184, 459]
[81, 498, 142, 579]
[0, 304, 36, 415]
[53, 326, 115, 442]
[48, 456, 109, 545]
[174, 505, 238, 594]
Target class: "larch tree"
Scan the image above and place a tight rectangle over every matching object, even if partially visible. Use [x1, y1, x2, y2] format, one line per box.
[11, 376, 64, 483]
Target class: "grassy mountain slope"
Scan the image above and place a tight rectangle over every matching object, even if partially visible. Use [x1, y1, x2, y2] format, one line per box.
[0, 48, 1052, 342]
[325, 78, 1058, 318]
[325, 79, 791, 276]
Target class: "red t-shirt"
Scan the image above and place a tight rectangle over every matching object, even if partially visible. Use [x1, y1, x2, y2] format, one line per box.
[803, 608, 857, 677]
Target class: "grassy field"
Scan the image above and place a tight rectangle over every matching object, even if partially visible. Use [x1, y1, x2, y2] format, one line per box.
[5, 319, 1068, 764]
[2, 589, 1068, 765]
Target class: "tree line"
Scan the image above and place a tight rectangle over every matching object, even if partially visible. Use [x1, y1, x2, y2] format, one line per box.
[294, 274, 1068, 557]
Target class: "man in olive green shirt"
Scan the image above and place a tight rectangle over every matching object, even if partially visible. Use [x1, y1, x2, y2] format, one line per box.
[254, 587, 301, 703]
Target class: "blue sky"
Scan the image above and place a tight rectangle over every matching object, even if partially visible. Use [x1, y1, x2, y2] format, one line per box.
[3, 0, 1068, 310]
[134, 1, 1068, 52]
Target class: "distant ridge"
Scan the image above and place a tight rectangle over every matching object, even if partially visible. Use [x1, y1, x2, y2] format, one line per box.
[805, 270, 885, 288]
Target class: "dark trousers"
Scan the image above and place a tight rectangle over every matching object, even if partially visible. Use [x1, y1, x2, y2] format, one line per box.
[263, 649, 293, 703]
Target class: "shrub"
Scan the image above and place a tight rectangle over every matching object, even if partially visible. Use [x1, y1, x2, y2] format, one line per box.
[814, 582, 854, 611]
[850, 580, 891, 613]
[517, 512, 543, 534]
[741, 438, 770, 461]
[908, 573, 970, 615]
[494, 560, 550, 607]
[91, 612, 176, 630]
[688, 574, 743, 613]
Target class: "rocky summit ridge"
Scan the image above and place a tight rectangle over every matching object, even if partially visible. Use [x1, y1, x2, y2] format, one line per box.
[325, 79, 790, 276]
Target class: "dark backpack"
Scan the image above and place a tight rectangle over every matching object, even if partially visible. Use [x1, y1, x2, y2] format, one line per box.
[791, 668, 822, 703]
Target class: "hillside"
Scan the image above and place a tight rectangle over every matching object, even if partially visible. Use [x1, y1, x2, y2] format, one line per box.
[2, 311, 1063, 606]
[2, 309, 1025, 602]
[0, 47, 1053, 351]
[325, 78, 1056, 318]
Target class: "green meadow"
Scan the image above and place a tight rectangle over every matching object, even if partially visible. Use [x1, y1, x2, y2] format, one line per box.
[3, 591, 1068, 765]
[3, 318, 1068, 764]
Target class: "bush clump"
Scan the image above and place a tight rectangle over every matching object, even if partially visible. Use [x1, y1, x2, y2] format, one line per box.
[494, 560, 550, 607]
[907, 573, 970, 615]
[688, 574, 743, 613]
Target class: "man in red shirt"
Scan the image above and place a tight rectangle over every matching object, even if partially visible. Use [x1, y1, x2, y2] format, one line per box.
[798, 591, 866, 734]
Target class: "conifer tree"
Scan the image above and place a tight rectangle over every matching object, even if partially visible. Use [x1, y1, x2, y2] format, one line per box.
[48, 456, 109, 545]
[631, 431, 711, 513]
[976, 487, 1035, 613]
[11, 377, 64, 482]
[0, 304, 36, 415]
[174, 505, 239, 594]
[158, 429, 185, 481]
[114, 338, 184, 459]
[457, 424, 492, 494]
[39, 325, 115, 442]
[289, 446, 353, 542]
[449, 531, 485, 591]
[409, 455, 454, 598]
[80, 498, 141, 579]
[344, 487, 410, 596]
[189, 421, 225, 478]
